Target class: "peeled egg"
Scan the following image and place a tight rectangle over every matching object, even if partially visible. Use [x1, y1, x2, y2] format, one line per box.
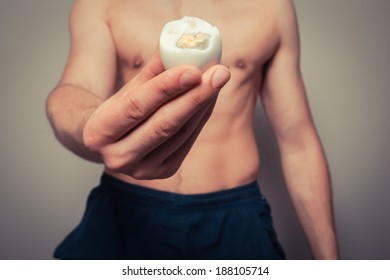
[159, 16, 222, 70]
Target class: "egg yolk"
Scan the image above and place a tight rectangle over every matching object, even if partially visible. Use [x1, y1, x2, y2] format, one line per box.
[176, 32, 211, 50]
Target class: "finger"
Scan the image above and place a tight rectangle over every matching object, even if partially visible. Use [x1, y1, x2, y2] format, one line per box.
[84, 64, 202, 148]
[118, 64, 202, 126]
[105, 65, 230, 163]
[121, 64, 230, 155]
[143, 97, 216, 166]
[161, 103, 214, 177]
[103, 97, 216, 176]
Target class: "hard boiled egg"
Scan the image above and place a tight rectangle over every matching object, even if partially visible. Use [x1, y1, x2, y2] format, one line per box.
[159, 16, 222, 70]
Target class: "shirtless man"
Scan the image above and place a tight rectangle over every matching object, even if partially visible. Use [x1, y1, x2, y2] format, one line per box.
[46, 0, 338, 259]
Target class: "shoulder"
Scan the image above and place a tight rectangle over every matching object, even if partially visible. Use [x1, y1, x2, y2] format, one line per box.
[63, 1, 117, 96]
[271, 0, 297, 17]
[259, 0, 300, 57]
[252, 0, 299, 46]
[274, 0, 300, 41]
[70, 0, 112, 27]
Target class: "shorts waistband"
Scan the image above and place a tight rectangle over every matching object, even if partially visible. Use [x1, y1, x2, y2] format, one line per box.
[100, 173, 262, 209]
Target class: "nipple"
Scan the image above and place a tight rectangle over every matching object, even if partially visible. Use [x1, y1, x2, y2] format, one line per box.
[236, 59, 246, 69]
[132, 57, 143, 69]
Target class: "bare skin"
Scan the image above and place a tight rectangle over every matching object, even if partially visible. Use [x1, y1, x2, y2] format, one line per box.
[46, 0, 339, 259]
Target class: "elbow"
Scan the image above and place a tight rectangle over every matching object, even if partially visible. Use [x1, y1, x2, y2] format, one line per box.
[46, 89, 56, 127]
[277, 121, 322, 156]
[45, 87, 61, 129]
[46, 91, 55, 121]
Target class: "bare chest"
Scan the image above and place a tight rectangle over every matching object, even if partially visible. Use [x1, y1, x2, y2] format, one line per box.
[107, 0, 279, 83]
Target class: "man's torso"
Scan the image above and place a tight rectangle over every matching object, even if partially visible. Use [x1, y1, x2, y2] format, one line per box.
[103, 0, 279, 193]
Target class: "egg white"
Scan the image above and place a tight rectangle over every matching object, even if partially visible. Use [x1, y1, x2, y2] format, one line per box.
[159, 16, 222, 70]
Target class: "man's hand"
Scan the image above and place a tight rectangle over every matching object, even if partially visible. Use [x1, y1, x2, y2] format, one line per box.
[83, 50, 231, 179]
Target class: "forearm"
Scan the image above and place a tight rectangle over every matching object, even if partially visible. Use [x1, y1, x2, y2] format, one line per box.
[46, 84, 104, 162]
[279, 134, 339, 259]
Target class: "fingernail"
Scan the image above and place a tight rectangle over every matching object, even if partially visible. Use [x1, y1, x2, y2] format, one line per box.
[180, 69, 201, 86]
[211, 67, 231, 89]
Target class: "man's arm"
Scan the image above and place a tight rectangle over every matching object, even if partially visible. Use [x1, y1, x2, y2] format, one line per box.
[46, 0, 230, 179]
[260, 0, 338, 259]
[46, 0, 116, 162]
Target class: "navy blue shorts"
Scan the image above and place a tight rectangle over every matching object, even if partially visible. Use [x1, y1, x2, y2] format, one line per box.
[54, 173, 285, 260]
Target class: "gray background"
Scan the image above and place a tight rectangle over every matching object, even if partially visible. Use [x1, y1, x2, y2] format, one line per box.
[0, 0, 389, 259]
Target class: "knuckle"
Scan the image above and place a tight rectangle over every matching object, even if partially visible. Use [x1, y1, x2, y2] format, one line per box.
[192, 93, 207, 107]
[104, 156, 125, 173]
[83, 125, 116, 151]
[157, 82, 174, 98]
[153, 119, 178, 139]
[83, 129, 101, 151]
[154, 82, 172, 99]
[104, 150, 140, 174]
[154, 72, 179, 98]
[125, 97, 149, 121]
